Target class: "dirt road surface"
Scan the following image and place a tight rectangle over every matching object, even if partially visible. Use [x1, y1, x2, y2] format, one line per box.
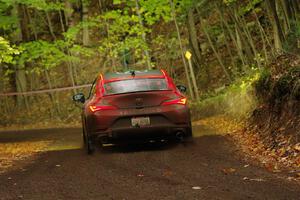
[0, 126, 299, 200]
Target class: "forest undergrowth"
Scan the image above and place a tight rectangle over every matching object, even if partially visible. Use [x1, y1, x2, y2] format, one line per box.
[194, 53, 300, 175]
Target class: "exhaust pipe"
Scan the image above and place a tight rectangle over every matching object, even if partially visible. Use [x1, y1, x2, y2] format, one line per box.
[99, 136, 108, 144]
[175, 131, 184, 141]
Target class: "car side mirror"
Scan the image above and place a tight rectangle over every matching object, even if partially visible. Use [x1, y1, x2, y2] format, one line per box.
[176, 85, 187, 93]
[73, 93, 85, 103]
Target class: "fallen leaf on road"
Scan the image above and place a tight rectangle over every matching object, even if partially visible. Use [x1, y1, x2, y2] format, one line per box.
[192, 186, 202, 190]
[294, 143, 300, 151]
[249, 178, 265, 182]
[222, 168, 236, 175]
[162, 170, 173, 177]
[272, 169, 281, 173]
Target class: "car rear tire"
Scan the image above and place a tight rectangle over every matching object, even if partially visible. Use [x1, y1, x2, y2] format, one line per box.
[83, 125, 95, 155]
[86, 138, 95, 155]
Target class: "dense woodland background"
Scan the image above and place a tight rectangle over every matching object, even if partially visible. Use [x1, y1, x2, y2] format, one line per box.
[0, 0, 299, 126]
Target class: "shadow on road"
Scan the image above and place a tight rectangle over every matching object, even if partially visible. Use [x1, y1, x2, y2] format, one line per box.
[1, 127, 300, 200]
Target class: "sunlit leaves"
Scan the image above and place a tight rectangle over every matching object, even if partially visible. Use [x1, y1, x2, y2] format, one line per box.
[222, 0, 264, 15]
[0, 36, 20, 64]
[139, 0, 172, 25]
[18, 40, 68, 70]
[223, 0, 237, 6]
[63, 15, 101, 42]
[19, 0, 64, 11]
[17, 40, 93, 73]
[99, 7, 151, 66]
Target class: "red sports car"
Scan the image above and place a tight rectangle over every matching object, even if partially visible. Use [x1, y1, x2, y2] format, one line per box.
[73, 70, 192, 154]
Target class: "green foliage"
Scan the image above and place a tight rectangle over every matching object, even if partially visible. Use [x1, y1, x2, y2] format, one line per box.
[283, 22, 300, 51]
[254, 65, 300, 103]
[0, 0, 64, 11]
[254, 68, 271, 94]
[191, 73, 259, 118]
[206, 25, 223, 40]
[97, 8, 152, 68]
[16, 40, 93, 73]
[139, 0, 172, 25]
[17, 40, 69, 71]
[223, 0, 264, 15]
[242, 0, 263, 14]
[0, 2, 17, 30]
[0, 36, 20, 64]
[19, 0, 64, 11]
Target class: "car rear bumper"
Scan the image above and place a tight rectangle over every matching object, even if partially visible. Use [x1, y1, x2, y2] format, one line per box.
[85, 104, 192, 142]
[91, 124, 192, 143]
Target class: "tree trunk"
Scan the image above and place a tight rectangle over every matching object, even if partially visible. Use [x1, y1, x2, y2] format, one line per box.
[135, 0, 151, 69]
[64, 1, 78, 93]
[45, 11, 56, 40]
[169, 0, 195, 100]
[45, 70, 61, 116]
[232, 9, 253, 63]
[82, 0, 90, 46]
[266, 0, 285, 51]
[58, 9, 66, 33]
[0, 65, 3, 92]
[187, 8, 202, 68]
[13, 4, 29, 108]
[187, 58, 200, 100]
[280, 0, 291, 34]
[201, 19, 232, 82]
[220, 21, 237, 74]
[239, 14, 261, 68]
[216, 6, 247, 68]
[253, 11, 276, 59]
[25, 7, 38, 40]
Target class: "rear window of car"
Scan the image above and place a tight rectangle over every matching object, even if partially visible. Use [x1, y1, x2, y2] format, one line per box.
[103, 78, 169, 95]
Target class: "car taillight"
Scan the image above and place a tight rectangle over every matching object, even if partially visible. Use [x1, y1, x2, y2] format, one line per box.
[89, 105, 117, 112]
[162, 97, 187, 106]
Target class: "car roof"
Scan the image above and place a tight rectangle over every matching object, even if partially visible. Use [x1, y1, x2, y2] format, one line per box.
[102, 70, 166, 83]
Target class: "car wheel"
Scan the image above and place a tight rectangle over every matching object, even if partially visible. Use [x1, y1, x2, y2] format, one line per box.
[82, 127, 86, 144]
[86, 138, 95, 155]
[181, 126, 193, 144]
[83, 125, 95, 155]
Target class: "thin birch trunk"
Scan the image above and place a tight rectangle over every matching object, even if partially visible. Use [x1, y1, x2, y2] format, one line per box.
[45, 70, 56, 117]
[45, 11, 56, 40]
[266, 0, 285, 51]
[82, 0, 90, 46]
[135, 0, 151, 69]
[238, 14, 261, 68]
[216, 6, 247, 67]
[169, 0, 195, 99]
[201, 19, 232, 82]
[253, 11, 276, 58]
[220, 20, 237, 73]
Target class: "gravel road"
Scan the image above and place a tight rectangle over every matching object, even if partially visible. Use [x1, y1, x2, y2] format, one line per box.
[0, 127, 299, 200]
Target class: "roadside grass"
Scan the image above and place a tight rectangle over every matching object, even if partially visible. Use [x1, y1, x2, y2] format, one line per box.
[190, 72, 259, 121]
[0, 141, 50, 174]
[193, 115, 245, 134]
[0, 120, 81, 132]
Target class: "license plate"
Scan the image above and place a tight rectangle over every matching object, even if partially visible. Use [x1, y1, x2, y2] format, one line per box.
[131, 117, 150, 127]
